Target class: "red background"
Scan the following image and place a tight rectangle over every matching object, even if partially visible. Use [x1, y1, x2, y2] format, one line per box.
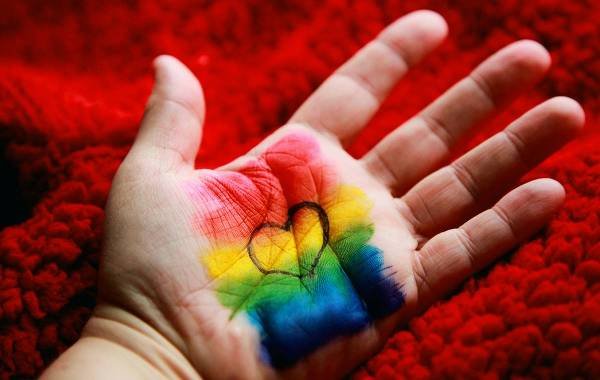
[0, 1, 598, 378]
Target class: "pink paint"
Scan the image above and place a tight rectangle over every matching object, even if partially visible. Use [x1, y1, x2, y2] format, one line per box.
[188, 132, 337, 243]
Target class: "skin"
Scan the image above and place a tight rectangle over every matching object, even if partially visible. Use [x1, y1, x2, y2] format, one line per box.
[41, 10, 585, 380]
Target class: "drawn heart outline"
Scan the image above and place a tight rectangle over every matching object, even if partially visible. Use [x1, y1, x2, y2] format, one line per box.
[246, 201, 330, 278]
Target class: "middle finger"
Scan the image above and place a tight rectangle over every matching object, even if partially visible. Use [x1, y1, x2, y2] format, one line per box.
[362, 40, 551, 194]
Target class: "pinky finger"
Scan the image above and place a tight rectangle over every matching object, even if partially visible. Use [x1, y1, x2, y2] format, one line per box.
[412, 178, 565, 306]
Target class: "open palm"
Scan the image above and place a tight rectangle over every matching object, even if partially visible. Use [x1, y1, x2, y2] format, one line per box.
[43, 10, 584, 380]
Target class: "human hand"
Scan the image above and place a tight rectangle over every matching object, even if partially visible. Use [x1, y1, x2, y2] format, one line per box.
[42, 10, 584, 380]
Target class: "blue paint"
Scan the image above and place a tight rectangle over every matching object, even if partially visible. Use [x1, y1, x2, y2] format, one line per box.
[245, 231, 404, 367]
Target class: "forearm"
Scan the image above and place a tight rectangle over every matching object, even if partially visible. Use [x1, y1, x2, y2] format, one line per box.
[41, 335, 162, 380]
[41, 304, 201, 380]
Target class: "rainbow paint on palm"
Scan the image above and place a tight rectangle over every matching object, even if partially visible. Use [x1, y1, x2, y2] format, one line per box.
[190, 133, 404, 367]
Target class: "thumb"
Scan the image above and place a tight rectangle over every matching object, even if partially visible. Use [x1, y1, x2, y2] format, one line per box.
[128, 55, 205, 170]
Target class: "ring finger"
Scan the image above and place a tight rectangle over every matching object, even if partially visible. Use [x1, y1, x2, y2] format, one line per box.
[397, 96, 584, 238]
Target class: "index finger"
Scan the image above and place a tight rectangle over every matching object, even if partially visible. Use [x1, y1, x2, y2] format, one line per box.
[288, 10, 448, 145]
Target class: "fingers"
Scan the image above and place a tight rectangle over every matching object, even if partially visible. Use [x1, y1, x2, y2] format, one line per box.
[289, 10, 447, 144]
[412, 178, 565, 306]
[127, 55, 205, 171]
[398, 97, 584, 236]
[363, 40, 551, 193]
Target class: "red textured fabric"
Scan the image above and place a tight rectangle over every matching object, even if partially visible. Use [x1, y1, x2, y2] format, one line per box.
[0, 1, 598, 378]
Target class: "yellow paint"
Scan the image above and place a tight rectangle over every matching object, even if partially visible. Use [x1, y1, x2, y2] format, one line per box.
[202, 244, 261, 281]
[291, 209, 323, 255]
[252, 228, 298, 272]
[324, 185, 372, 241]
[201, 184, 372, 281]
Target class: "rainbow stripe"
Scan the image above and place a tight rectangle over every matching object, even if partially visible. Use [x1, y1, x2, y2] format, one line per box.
[192, 133, 404, 367]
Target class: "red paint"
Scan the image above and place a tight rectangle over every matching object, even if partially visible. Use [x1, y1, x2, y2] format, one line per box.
[0, 1, 598, 378]
[189, 132, 337, 242]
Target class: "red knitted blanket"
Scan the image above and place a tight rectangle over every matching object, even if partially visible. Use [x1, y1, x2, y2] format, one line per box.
[0, 1, 598, 378]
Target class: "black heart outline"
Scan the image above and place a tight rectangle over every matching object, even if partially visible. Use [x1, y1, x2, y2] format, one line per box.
[246, 201, 330, 278]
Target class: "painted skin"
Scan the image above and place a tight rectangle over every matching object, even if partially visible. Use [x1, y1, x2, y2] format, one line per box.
[40, 12, 584, 380]
[188, 133, 404, 367]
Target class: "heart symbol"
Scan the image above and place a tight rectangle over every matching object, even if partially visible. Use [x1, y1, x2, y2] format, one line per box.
[246, 201, 330, 278]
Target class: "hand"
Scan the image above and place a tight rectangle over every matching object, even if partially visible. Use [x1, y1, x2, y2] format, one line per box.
[42, 10, 584, 380]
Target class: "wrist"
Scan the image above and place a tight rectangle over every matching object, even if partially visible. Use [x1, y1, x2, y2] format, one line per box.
[41, 303, 201, 380]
